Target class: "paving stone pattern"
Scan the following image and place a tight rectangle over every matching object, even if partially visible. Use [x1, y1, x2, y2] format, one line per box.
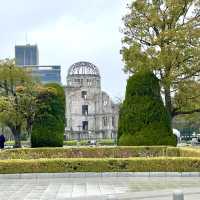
[0, 176, 200, 199]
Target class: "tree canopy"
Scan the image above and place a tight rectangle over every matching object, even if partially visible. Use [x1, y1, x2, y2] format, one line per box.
[0, 59, 38, 147]
[121, 0, 200, 119]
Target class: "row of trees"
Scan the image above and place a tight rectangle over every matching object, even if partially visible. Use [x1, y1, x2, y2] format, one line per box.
[0, 59, 65, 148]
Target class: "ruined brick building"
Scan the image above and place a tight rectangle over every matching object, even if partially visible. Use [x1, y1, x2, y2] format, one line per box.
[65, 61, 119, 140]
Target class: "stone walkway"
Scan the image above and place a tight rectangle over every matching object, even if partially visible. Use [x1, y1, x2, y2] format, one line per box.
[0, 176, 200, 199]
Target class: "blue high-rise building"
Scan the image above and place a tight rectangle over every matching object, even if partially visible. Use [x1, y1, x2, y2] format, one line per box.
[15, 44, 39, 66]
[15, 44, 61, 84]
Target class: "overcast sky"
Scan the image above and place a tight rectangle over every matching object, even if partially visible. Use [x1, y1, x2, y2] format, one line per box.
[0, 0, 130, 100]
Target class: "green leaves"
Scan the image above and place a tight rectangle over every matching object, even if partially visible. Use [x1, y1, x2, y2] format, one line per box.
[0, 59, 40, 147]
[118, 71, 176, 146]
[31, 84, 65, 147]
[121, 0, 200, 117]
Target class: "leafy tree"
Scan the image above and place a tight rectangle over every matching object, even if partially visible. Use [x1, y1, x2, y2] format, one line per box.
[31, 84, 65, 147]
[121, 0, 200, 120]
[0, 59, 38, 147]
[118, 71, 177, 146]
[174, 80, 200, 115]
[173, 112, 200, 137]
[45, 83, 65, 124]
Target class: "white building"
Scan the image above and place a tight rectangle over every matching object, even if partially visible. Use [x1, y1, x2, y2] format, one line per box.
[65, 61, 119, 140]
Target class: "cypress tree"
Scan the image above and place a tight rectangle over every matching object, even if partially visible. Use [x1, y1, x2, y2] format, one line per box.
[31, 84, 65, 147]
[118, 71, 177, 146]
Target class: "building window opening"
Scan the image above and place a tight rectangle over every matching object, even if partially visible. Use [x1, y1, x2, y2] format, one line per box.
[112, 116, 115, 127]
[82, 121, 88, 131]
[81, 91, 87, 99]
[103, 116, 108, 127]
[87, 79, 92, 86]
[82, 105, 88, 115]
[74, 79, 80, 84]
[103, 99, 108, 106]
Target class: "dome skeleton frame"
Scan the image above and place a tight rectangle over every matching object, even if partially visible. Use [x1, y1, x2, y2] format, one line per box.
[68, 61, 100, 77]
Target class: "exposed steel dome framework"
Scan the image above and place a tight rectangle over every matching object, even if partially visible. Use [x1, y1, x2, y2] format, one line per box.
[68, 61, 100, 77]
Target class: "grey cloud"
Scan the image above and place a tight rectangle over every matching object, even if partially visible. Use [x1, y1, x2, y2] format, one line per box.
[0, 0, 129, 98]
[0, 0, 120, 32]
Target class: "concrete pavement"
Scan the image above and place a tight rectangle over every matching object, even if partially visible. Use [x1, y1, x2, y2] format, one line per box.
[0, 176, 200, 199]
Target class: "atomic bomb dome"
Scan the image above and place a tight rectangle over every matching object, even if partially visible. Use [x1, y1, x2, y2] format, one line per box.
[65, 61, 119, 140]
[66, 61, 101, 88]
[67, 61, 100, 77]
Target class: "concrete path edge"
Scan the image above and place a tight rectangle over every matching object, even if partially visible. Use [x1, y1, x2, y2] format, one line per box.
[0, 172, 200, 179]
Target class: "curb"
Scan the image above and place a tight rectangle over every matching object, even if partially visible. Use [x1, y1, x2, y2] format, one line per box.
[0, 172, 200, 179]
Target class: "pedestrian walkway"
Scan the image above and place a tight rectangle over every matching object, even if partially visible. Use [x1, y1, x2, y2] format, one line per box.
[0, 176, 200, 199]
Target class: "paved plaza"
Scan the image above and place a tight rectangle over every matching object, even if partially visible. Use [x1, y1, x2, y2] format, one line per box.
[0, 176, 200, 200]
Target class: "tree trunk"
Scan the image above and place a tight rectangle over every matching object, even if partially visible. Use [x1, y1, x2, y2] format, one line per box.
[164, 86, 173, 124]
[11, 125, 22, 148]
[26, 117, 33, 137]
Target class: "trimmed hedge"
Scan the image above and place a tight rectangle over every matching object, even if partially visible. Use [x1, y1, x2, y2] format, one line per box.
[0, 146, 180, 160]
[180, 148, 200, 157]
[5, 141, 29, 146]
[79, 140, 89, 146]
[118, 71, 177, 146]
[31, 84, 65, 147]
[63, 140, 78, 146]
[5, 139, 115, 147]
[98, 139, 115, 146]
[1, 157, 200, 174]
[0, 147, 200, 173]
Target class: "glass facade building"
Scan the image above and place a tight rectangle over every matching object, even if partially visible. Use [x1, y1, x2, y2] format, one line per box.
[15, 44, 61, 84]
[15, 44, 39, 66]
[25, 65, 61, 84]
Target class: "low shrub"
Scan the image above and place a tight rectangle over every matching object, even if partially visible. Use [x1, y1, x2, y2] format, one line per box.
[5, 141, 29, 146]
[63, 140, 78, 146]
[98, 139, 115, 146]
[1, 157, 200, 174]
[180, 148, 200, 157]
[79, 140, 89, 146]
[0, 146, 178, 160]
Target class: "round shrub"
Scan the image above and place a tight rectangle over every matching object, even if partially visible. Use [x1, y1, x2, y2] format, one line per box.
[118, 71, 177, 146]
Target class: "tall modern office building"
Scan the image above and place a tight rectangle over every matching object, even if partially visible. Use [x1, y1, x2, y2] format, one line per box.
[15, 44, 39, 66]
[15, 44, 61, 84]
